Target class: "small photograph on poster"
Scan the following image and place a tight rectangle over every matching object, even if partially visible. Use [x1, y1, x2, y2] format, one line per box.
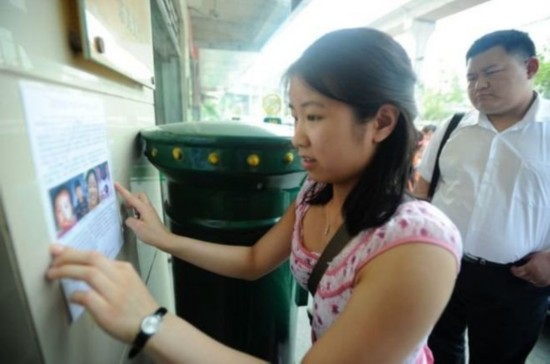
[85, 165, 101, 212]
[50, 181, 78, 237]
[73, 176, 89, 221]
[48, 161, 114, 238]
[97, 161, 112, 202]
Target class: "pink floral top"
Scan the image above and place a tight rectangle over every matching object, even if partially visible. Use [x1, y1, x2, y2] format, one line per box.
[290, 180, 462, 364]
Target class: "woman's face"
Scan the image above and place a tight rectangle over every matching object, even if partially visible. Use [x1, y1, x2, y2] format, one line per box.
[87, 173, 99, 209]
[289, 76, 377, 186]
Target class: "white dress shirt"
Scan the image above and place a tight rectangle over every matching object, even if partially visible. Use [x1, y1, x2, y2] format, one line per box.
[418, 96, 550, 263]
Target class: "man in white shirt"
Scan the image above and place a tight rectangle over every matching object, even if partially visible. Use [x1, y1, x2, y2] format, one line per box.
[415, 29, 550, 363]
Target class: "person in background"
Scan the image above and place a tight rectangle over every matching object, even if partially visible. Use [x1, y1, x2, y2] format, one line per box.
[407, 129, 425, 191]
[73, 181, 88, 220]
[415, 29, 550, 363]
[408, 124, 437, 191]
[47, 28, 461, 363]
[420, 124, 436, 144]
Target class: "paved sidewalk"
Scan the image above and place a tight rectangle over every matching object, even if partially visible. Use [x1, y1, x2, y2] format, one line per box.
[292, 307, 550, 363]
[293, 306, 311, 363]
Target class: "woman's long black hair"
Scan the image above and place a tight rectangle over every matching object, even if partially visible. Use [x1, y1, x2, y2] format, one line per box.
[284, 28, 418, 236]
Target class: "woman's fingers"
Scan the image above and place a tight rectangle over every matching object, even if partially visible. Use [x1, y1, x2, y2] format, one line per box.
[115, 183, 156, 220]
[114, 182, 130, 196]
[115, 183, 147, 204]
[115, 183, 145, 210]
[50, 245, 114, 273]
[47, 248, 120, 301]
[69, 283, 142, 344]
[136, 192, 151, 205]
[46, 244, 158, 343]
[47, 263, 115, 293]
[114, 184, 168, 247]
[60, 285, 115, 337]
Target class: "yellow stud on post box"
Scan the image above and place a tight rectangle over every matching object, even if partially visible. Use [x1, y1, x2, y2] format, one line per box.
[247, 154, 260, 167]
[172, 147, 183, 160]
[150, 148, 158, 158]
[208, 152, 220, 165]
[283, 152, 294, 164]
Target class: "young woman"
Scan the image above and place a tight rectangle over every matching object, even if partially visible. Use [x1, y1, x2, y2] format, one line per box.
[47, 28, 461, 363]
[86, 168, 100, 210]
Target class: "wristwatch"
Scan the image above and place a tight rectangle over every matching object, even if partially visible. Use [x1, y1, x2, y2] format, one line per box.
[128, 307, 168, 359]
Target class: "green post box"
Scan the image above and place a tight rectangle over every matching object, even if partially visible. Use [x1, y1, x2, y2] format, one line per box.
[140, 121, 306, 363]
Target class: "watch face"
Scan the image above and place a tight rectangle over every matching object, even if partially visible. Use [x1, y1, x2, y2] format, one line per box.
[141, 315, 162, 335]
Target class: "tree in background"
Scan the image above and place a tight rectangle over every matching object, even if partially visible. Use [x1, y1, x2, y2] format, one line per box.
[200, 96, 221, 121]
[417, 74, 469, 125]
[534, 48, 550, 97]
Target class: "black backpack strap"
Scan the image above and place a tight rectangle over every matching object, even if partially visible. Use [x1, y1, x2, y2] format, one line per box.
[307, 223, 351, 295]
[428, 112, 464, 200]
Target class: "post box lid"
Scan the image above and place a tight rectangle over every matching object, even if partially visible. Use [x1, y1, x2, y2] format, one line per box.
[140, 121, 293, 146]
[139, 121, 303, 177]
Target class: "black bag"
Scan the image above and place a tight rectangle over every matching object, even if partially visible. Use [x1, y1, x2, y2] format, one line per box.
[428, 112, 464, 200]
[307, 223, 351, 295]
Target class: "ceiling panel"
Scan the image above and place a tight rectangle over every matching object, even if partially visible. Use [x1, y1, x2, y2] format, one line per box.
[188, 0, 295, 51]
[187, 0, 301, 94]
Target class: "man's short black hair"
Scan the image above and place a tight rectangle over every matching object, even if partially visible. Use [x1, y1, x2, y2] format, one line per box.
[466, 29, 536, 62]
[422, 124, 437, 134]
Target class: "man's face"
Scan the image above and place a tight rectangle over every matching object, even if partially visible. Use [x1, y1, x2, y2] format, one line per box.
[76, 186, 83, 201]
[466, 46, 533, 117]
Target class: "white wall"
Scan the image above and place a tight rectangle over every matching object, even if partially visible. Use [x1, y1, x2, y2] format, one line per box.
[0, 2, 176, 363]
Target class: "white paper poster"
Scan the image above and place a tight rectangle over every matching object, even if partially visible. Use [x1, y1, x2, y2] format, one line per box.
[19, 81, 123, 321]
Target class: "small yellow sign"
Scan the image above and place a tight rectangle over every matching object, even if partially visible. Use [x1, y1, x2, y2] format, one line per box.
[262, 93, 282, 116]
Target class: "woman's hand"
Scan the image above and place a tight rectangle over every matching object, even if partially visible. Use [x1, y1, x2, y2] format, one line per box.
[115, 183, 171, 249]
[46, 244, 159, 344]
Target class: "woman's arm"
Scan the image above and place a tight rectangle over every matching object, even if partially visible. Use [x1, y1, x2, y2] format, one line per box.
[46, 245, 266, 364]
[302, 242, 457, 363]
[145, 313, 265, 364]
[115, 183, 295, 280]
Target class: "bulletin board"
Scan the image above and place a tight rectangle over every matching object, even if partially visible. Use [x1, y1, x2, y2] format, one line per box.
[77, 0, 155, 88]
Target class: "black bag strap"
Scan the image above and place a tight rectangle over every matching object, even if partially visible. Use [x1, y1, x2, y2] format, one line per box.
[307, 223, 351, 295]
[428, 112, 464, 199]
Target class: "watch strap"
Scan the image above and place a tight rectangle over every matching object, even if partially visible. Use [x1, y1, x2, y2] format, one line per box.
[128, 307, 168, 359]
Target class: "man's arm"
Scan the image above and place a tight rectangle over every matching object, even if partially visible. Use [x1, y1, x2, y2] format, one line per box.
[413, 177, 430, 200]
[511, 251, 550, 287]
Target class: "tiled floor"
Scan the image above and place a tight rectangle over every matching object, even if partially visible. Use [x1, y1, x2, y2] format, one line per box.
[528, 322, 550, 364]
[294, 307, 312, 363]
[293, 307, 550, 363]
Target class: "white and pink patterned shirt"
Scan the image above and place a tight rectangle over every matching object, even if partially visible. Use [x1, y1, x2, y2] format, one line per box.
[290, 180, 462, 364]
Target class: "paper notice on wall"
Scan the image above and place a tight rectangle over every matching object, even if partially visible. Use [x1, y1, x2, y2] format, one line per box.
[19, 81, 123, 321]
